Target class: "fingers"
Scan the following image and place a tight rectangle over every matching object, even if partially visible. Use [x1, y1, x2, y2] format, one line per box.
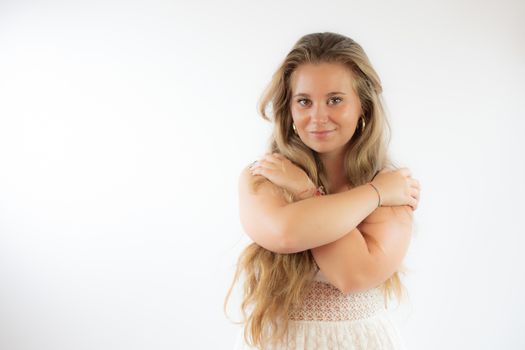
[410, 188, 419, 202]
[399, 167, 412, 177]
[249, 161, 263, 176]
[250, 154, 284, 175]
[409, 187, 419, 210]
[262, 153, 280, 164]
[266, 154, 288, 172]
[251, 159, 272, 170]
[410, 178, 421, 210]
[250, 152, 289, 178]
[407, 193, 418, 211]
[270, 152, 287, 160]
[252, 153, 288, 171]
[410, 197, 417, 211]
[410, 178, 421, 190]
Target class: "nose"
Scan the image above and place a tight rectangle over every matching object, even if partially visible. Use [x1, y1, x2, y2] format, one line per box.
[310, 103, 330, 124]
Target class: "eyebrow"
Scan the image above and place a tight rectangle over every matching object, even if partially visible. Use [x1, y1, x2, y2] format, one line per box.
[293, 92, 346, 98]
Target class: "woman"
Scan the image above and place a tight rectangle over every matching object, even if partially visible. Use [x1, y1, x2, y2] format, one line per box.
[224, 32, 421, 349]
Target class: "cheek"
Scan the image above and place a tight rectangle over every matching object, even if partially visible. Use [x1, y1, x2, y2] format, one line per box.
[290, 104, 301, 117]
[340, 108, 360, 123]
[291, 108, 307, 123]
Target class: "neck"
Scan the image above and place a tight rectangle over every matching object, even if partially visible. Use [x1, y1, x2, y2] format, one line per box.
[319, 150, 349, 193]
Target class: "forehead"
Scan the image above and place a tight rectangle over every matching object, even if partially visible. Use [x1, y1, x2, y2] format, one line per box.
[290, 62, 355, 93]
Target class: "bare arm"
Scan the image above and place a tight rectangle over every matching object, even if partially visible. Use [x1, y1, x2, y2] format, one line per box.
[311, 205, 413, 294]
[279, 184, 380, 253]
[238, 166, 291, 253]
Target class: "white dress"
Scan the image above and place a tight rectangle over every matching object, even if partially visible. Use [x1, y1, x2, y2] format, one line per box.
[233, 268, 407, 350]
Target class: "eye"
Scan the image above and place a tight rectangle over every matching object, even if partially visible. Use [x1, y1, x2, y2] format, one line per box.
[329, 96, 343, 105]
[297, 98, 310, 107]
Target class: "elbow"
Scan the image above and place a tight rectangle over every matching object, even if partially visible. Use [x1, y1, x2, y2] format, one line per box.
[261, 220, 296, 254]
[272, 211, 300, 254]
[260, 228, 295, 254]
[278, 219, 310, 254]
[273, 231, 298, 254]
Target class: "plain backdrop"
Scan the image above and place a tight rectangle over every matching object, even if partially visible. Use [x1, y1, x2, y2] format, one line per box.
[0, 0, 524, 349]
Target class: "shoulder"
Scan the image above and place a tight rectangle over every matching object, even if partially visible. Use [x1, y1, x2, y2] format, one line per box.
[237, 163, 291, 253]
[238, 164, 267, 193]
[238, 164, 260, 188]
[238, 163, 288, 200]
[238, 164, 252, 188]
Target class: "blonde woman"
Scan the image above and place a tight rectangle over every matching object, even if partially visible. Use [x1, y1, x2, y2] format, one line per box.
[225, 32, 421, 350]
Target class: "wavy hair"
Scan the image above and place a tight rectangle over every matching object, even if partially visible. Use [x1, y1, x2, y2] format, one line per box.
[224, 32, 408, 349]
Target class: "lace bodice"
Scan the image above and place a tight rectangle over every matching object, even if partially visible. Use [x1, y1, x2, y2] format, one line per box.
[234, 268, 405, 349]
[288, 268, 386, 322]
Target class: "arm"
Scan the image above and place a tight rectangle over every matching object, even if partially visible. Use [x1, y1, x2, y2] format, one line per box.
[311, 205, 413, 294]
[238, 166, 291, 254]
[279, 184, 380, 253]
[238, 164, 385, 255]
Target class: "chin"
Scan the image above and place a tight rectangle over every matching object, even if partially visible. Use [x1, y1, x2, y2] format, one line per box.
[310, 147, 333, 154]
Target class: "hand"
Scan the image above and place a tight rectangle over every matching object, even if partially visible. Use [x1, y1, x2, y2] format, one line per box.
[249, 152, 315, 198]
[371, 167, 421, 210]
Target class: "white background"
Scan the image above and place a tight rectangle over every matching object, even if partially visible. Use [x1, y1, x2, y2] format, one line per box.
[1, 0, 524, 349]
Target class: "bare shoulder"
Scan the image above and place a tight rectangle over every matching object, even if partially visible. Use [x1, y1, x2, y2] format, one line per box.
[238, 164, 287, 200]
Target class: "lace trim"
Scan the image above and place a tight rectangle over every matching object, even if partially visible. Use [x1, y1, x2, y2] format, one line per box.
[289, 281, 385, 321]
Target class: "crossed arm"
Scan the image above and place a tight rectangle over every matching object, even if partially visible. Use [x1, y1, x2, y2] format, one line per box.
[270, 181, 413, 294]
[309, 204, 413, 294]
[239, 166, 413, 295]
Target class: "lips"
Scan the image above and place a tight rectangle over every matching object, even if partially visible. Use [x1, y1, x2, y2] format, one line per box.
[310, 130, 335, 133]
[309, 129, 335, 139]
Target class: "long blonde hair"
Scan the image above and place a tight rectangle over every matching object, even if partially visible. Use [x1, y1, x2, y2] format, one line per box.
[224, 32, 408, 349]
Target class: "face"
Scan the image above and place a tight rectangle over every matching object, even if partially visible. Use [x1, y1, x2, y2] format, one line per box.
[289, 62, 362, 158]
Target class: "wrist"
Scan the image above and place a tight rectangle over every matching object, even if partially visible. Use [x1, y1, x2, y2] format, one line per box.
[295, 180, 325, 200]
[367, 182, 381, 207]
[295, 184, 317, 200]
